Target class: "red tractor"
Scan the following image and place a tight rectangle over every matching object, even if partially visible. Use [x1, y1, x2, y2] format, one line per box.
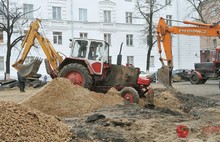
[56, 38, 152, 103]
[190, 47, 220, 84]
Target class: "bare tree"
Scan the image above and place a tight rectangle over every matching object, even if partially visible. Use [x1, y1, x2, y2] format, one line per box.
[0, 0, 38, 80]
[135, 0, 172, 72]
[186, 0, 220, 23]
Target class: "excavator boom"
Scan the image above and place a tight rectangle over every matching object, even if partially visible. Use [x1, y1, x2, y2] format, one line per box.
[156, 17, 220, 87]
[12, 19, 63, 78]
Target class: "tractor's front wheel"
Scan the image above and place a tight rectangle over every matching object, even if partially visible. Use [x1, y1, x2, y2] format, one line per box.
[120, 87, 139, 104]
[58, 63, 93, 89]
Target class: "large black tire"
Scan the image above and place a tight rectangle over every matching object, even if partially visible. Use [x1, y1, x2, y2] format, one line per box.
[190, 73, 200, 84]
[58, 63, 93, 89]
[120, 87, 139, 104]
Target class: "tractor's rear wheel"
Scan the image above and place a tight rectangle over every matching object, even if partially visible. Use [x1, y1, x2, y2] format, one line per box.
[58, 63, 92, 89]
[190, 73, 200, 84]
[120, 87, 139, 104]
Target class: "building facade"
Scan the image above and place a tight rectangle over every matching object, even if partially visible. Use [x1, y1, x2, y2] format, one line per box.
[0, 0, 200, 80]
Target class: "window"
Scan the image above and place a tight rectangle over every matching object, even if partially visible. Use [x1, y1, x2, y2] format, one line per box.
[24, 56, 34, 64]
[127, 56, 134, 66]
[104, 33, 111, 44]
[79, 8, 87, 21]
[165, 0, 171, 5]
[0, 56, 4, 71]
[166, 15, 172, 26]
[52, 6, 61, 20]
[126, 12, 132, 24]
[104, 10, 111, 23]
[23, 4, 33, 18]
[53, 32, 62, 44]
[211, 7, 217, 17]
[0, 30, 3, 43]
[150, 56, 155, 67]
[126, 34, 133, 46]
[80, 33, 88, 39]
[213, 39, 217, 48]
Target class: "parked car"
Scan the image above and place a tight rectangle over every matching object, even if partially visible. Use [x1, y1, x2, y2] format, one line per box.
[172, 69, 192, 82]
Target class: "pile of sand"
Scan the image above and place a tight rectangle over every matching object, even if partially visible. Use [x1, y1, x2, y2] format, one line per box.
[0, 101, 72, 142]
[23, 78, 123, 117]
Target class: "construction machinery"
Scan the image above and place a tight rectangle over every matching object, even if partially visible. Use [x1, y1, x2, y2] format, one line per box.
[12, 19, 152, 103]
[156, 17, 220, 87]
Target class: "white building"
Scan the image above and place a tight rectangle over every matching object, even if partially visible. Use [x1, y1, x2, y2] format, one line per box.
[0, 0, 200, 80]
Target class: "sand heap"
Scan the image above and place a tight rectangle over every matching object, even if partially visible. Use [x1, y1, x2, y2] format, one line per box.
[23, 78, 123, 117]
[0, 101, 72, 142]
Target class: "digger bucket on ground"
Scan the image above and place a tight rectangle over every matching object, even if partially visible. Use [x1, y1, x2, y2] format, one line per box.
[157, 66, 172, 87]
[17, 58, 42, 78]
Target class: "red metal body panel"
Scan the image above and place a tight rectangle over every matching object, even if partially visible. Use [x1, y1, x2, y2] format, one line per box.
[137, 76, 151, 85]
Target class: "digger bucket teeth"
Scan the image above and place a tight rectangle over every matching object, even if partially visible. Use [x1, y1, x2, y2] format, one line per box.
[17, 58, 42, 78]
[157, 66, 172, 87]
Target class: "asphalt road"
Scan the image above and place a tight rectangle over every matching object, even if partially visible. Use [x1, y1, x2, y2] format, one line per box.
[151, 80, 220, 101]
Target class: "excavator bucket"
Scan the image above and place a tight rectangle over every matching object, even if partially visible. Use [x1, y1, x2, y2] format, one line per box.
[17, 58, 42, 78]
[157, 66, 172, 87]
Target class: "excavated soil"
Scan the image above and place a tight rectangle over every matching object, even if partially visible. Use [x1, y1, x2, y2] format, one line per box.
[23, 78, 123, 117]
[1, 78, 220, 142]
[0, 101, 72, 142]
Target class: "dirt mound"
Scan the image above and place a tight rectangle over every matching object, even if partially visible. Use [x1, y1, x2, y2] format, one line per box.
[153, 88, 216, 114]
[23, 78, 123, 117]
[0, 101, 72, 142]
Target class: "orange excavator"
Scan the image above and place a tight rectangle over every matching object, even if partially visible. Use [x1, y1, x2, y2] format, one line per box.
[156, 17, 220, 87]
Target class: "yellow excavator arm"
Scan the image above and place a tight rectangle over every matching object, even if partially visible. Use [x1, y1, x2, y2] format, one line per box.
[12, 19, 63, 77]
[156, 17, 220, 87]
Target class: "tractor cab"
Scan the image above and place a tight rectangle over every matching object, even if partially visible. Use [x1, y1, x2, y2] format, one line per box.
[70, 38, 109, 62]
[69, 38, 109, 75]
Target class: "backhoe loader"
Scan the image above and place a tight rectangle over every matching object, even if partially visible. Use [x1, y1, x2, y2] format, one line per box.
[12, 19, 153, 103]
[156, 17, 220, 87]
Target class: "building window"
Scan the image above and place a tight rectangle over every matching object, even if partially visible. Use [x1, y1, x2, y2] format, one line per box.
[79, 8, 87, 21]
[80, 33, 88, 39]
[104, 33, 111, 44]
[150, 56, 155, 67]
[104, 10, 111, 23]
[127, 56, 134, 66]
[52, 6, 61, 20]
[126, 34, 133, 46]
[23, 4, 33, 18]
[213, 39, 217, 48]
[53, 32, 62, 44]
[0, 56, 4, 71]
[211, 7, 217, 17]
[166, 15, 172, 26]
[0, 30, 3, 43]
[126, 12, 132, 24]
[24, 56, 35, 64]
[165, 0, 171, 5]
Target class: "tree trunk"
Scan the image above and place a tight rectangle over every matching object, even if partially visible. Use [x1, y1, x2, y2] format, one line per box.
[5, 39, 11, 80]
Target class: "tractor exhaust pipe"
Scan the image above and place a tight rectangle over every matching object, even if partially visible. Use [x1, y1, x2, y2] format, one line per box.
[117, 42, 123, 65]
